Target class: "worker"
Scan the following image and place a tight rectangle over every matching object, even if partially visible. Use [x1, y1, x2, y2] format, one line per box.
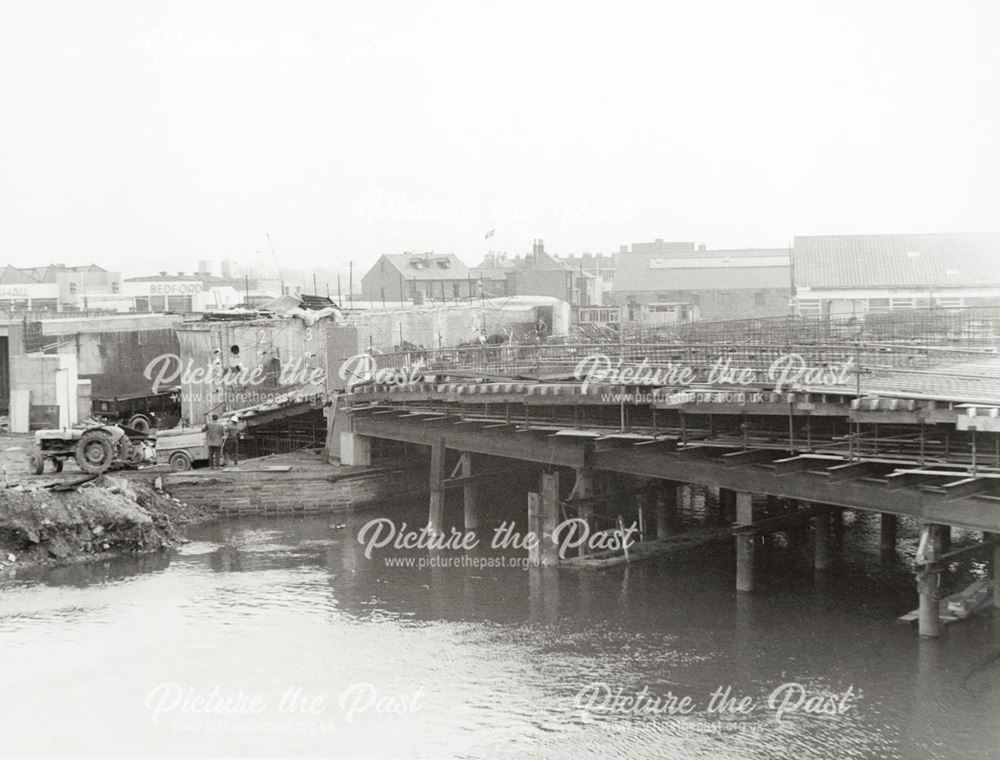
[203, 414, 227, 469]
[225, 415, 241, 466]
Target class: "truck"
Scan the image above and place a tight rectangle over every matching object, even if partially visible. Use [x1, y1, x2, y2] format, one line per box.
[29, 422, 157, 475]
[91, 387, 182, 433]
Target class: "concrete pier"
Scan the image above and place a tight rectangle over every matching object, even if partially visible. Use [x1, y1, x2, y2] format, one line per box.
[427, 438, 446, 535]
[460, 453, 478, 532]
[574, 467, 594, 557]
[541, 471, 560, 567]
[339, 433, 372, 466]
[735, 491, 755, 592]
[918, 523, 946, 638]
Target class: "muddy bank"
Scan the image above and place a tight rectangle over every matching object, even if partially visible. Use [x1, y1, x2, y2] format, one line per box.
[1, 434, 425, 570]
[0, 476, 185, 569]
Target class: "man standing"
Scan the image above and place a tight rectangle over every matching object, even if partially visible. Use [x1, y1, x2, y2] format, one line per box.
[203, 413, 227, 469]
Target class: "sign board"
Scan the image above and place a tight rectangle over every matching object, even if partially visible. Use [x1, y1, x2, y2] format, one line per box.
[0, 283, 60, 299]
[124, 281, 203, 297]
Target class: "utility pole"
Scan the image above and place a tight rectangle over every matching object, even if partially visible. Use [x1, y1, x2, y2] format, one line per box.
[349, 262, 353, 308]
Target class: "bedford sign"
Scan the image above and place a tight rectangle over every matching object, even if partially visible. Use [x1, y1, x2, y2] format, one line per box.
[125, 281, 203, 296]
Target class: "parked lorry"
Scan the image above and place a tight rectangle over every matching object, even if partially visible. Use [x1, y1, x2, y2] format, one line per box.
[29, 422, 157, 475]
[91, 387, 182, 433]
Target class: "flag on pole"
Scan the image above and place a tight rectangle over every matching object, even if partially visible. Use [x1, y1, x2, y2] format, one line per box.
[484, 229, 495, 240]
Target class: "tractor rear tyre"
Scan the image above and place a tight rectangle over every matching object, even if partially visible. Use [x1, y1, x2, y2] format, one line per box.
[76, 430, 115, 474]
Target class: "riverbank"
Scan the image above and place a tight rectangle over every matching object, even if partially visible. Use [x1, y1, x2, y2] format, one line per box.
[0, 433, 426, 571]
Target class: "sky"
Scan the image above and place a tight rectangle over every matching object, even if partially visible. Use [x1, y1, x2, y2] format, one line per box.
[1, 0, 999, 278]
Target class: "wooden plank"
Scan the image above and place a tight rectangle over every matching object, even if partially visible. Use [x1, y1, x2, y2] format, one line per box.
[940, 478, 991, 501]
[721, 449, 781, 467]
[443, 470, 510, 488]
[732, 505, 834, 535]
[772, 455, 840, 475]
[825, 462, 882, 482]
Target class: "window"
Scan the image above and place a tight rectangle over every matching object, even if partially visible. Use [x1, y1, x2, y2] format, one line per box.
[867, 298, 891, 312]
[69, 282, 78, 295]
[935, 296, 963, 308]
[111, 281, 120, 293]
[797, 298, 820, 315]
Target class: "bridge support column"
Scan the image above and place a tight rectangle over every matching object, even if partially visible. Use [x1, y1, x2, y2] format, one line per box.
[735, 491, 755, 592]
[980, 531, 1000, 609]
[339, 433, 371, 466]
[527, 493, 541, 566]
[574, 467, 594, 557]
[814, 512, 831, 571]
[937, 525, 951, 555]
[657, 481, 678, 540]
[918, 523, 946, 638]
[541, 471, 560, 567]
[993, 535, 1000, 609]
[880, 514, 898, 552]
[460, 453, 478, 532]
[427, 438, 446, 536]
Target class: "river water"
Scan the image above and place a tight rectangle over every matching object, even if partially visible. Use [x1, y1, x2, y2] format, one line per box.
[1, 498, 999, 759]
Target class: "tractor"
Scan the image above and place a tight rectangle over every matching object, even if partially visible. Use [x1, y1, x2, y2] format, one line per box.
[28, 422, 157, 475]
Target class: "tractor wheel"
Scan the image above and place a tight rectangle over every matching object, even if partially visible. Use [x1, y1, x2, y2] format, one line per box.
[76, 430, 115, 474]
[28, 451, 44, 475]
[127, 415, 151, 434]
[50, 457, 63, 473]
[169, 451, 192, 472]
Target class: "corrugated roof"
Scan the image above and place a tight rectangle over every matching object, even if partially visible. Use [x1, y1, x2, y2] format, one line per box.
[793, 232, 1000, 289]
[614, 248, 790, 292]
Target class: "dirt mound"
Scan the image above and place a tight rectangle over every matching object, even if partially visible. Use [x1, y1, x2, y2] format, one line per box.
[0, 474, 184, 567]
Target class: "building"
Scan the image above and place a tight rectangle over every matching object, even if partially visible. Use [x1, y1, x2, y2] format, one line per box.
[124, 273, 246, 313]
[560, 252, 616, 300]
[505, 240, 600, 308]
[470, 252, 516, 298]
[613, 241, 792, 321]
[0, 313, 182, 429]
[343, 295, 571, 352]
[361, 252, 477, 305]
[792, 232, 1000, 316]
[0, 264, 124, 312]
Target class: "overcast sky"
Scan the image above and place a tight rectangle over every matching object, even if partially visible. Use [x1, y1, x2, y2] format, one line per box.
[2, 1, 999, 277]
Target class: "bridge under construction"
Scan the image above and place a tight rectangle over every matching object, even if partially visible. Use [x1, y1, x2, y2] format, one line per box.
[333, 308, 1000, 638]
